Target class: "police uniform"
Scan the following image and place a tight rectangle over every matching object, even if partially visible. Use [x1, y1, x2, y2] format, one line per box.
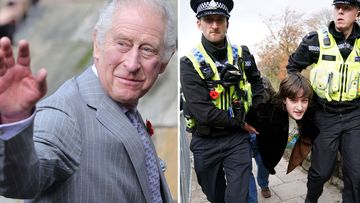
[180, 0, 264, 202]
[287, 1, 360, 201]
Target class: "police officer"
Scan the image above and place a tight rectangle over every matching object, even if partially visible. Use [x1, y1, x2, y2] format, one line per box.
[287, 0, 360, 202]
[180, 0, 264, 202]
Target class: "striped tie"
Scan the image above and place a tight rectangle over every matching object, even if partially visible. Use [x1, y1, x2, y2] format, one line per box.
[126, 110, 163, 203]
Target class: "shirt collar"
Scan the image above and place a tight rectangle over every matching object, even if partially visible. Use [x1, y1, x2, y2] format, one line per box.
[91, 64, 98, 77]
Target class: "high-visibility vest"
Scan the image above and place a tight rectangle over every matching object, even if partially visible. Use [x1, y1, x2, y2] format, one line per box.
[310, 28, 360, 101]
[184, 42, 252, 130]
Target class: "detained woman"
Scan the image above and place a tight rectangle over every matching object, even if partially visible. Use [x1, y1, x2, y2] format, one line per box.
[245, 73, 319, 174]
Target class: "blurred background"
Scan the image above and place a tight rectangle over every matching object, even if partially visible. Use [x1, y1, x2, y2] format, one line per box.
[0, 0, 178, 202]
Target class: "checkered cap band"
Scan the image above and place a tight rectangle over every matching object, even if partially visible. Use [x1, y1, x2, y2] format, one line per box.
[196, 1, 229, 14]
[333, 0, 360, 6]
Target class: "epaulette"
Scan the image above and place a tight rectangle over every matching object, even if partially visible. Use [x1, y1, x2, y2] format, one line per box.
[181, 55, 192, 63]
[304, 31, 318, 39]
[240, 45, 250, 54]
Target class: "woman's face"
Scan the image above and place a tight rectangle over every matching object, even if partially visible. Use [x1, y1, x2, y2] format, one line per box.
[283, 90, 309, 120]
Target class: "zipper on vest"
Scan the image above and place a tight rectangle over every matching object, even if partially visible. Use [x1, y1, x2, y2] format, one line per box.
[224, 89, 228, 111]
[339, 63, 346, 101]
[221, 89, 224, 110]
[344, 64, 349, 93]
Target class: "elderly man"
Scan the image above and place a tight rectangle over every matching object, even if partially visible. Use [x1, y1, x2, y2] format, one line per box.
[0, 0, 176, 202]
[180, 0, 264, 202]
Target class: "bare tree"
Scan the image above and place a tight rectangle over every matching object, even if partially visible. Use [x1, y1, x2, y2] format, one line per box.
[306, 8, 333, 32]
[256, 7, 306, 86]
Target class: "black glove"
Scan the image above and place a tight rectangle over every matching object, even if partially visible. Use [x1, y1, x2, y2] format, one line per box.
[232, 100, 245, 124]
[220, 64, 242, 87]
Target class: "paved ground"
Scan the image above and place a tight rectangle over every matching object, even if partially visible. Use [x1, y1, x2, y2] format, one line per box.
[190, 157, 342, 203]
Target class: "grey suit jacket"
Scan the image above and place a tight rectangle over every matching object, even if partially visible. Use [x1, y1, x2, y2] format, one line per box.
[0, 67, 173, 203]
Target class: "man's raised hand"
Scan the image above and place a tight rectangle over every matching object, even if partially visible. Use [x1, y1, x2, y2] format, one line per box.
[0, 37, 47, 123]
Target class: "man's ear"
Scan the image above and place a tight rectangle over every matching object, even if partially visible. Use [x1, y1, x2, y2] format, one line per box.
[93, 30, 100, 60]
[196, 19, 202, 30]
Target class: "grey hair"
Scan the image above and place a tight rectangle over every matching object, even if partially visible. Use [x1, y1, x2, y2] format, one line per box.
[95, 0, 177, 62]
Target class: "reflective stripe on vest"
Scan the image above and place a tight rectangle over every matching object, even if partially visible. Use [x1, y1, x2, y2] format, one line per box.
[185, 43, 252, 112]
[310, 28, 360, 101]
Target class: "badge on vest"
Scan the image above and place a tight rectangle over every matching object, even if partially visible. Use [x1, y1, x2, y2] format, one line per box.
[355, 56, 360, 62]
[322, 54, 336, 61]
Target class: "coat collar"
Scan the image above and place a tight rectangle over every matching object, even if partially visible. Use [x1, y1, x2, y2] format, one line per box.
[201, 35, 228, 62]
[328, 21, 360, 40]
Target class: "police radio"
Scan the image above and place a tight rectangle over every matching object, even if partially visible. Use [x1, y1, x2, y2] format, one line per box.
[199, 61, 214, 80]
[323, 32, 331, 46]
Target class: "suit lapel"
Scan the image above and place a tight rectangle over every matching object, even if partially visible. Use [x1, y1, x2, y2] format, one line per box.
[76, 67, 152, 202]
[96, 98, 152, 202]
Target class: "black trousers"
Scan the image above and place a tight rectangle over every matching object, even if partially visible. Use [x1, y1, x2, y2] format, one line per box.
[190, 131, 251, 203]
[306, 107, 360, 203]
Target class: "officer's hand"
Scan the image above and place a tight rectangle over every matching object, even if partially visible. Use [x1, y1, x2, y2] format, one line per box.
[0, 37, 47, 123]
[243, 123, 259, 134]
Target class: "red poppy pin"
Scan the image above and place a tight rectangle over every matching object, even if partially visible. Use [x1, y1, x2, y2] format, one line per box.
[209, 90, 219, 99]
[146, 119, 154, 136]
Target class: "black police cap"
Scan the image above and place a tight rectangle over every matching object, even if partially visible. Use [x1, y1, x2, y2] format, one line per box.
[333, 0, 360, 7]
[190, 0, 234, 18]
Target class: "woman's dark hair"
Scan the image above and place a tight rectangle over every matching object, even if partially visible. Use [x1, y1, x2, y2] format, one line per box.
[278, 72, 313, 101]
